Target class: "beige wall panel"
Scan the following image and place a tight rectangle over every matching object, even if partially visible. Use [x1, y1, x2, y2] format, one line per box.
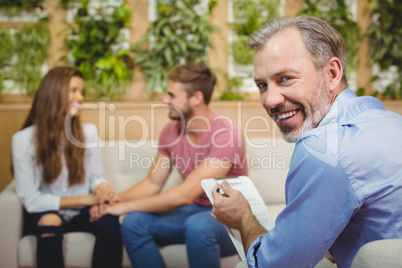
[120, 0, 151, 101]
[209, 0, 229, 100]
[357, 0, 373, 94]
[2, 100, 401, 192]
[0, 100, 279, 191]
[285, 0, 303, 17]
[0, 104, 30, 192]
[46, 0, 68, 68]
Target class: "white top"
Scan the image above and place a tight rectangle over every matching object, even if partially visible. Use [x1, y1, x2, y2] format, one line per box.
[12, 123, 107, 221]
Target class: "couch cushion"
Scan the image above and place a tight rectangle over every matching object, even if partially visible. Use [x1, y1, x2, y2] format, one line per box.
[246, 138, 294, 204]
[351, 239, 402, 268]
[102, 140, 183, 194]
[267, 203, 286, 221]
[102, 139, 294, 205]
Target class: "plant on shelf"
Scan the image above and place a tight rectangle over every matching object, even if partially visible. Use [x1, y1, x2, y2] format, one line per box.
[366, 0, 402, 99]
[0, 0, 45, 14]
[132, 0, 219, 92]
[220, 76, 245, 100]
[0, 22, 50, 96]
[0, 30, 12, 96]
[230, 0, 280, 66]
[299, 0, 360, 83]
[220, 0, 279, 100]
[63, 0, 133, 100]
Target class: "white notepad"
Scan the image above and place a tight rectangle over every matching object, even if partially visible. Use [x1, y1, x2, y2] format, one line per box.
[201, 176, 275, 261]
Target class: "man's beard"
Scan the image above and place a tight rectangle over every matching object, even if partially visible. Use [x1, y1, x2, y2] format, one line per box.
[168, 104, 193, 121]
[278, 76, 332, 143]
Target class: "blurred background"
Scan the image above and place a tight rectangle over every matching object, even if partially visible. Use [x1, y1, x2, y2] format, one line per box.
[0, 0, 401, 191]
[0, 0, 401, 101]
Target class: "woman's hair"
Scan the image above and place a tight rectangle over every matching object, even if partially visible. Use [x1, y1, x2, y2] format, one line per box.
[167, 62, 217, 105]
[247, 15, 348, 89]
[22, 66, 86, 186]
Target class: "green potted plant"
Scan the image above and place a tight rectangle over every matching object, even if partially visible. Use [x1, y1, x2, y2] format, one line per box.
[222, 0, 279, 100]
[0, 0, 45, 14]
[299, 0, 360, 83]
[0, 22, 50, 98]
[366, 0, 402, 99]
[63, 0, 134, 100]
[132, 0, 219, 92]
[0, 0, 50, 99]
[230, 0, 280, 66]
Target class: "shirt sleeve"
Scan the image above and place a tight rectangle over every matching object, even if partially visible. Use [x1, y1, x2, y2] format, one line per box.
[83, 123, 108, 191]
[12, 129, 61, 213]
[247, 135, 360, 267]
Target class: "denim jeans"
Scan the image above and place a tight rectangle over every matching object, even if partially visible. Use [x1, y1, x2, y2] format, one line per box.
[25, 207, 122, 268]
[120, 204, 237, 268]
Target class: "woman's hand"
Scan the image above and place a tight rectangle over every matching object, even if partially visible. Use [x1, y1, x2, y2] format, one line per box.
[89, 204, 103, 222]
[89, 201, 126, 222]
[93, 182, 115, 204]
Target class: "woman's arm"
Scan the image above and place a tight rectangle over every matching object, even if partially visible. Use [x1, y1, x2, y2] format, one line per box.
[60, 194, 96, 209]
[12, 128, 61, 213]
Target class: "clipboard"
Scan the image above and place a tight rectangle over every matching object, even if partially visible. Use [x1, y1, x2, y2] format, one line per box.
[201, 176, 275, 261]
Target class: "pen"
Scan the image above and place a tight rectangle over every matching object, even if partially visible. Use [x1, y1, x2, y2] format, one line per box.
[216, 187, 225, 195]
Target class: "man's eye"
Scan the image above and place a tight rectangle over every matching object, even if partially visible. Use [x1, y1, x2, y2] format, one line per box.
[280, 76, 292, 82]
[256, 83, 267, 91]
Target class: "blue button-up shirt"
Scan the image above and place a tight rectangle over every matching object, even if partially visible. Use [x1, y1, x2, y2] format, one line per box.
[247, 89, 402, 268]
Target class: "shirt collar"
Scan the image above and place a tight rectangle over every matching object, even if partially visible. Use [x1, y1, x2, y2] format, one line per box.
[319, 88, 386, 127]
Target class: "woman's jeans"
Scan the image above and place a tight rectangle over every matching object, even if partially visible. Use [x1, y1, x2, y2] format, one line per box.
[120, 204, 237, 268]
[25, 207, 122, 268]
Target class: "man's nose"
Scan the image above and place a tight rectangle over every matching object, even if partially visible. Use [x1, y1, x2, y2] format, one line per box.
[162, 94, 170, 104]
[261, 85, 285, 110]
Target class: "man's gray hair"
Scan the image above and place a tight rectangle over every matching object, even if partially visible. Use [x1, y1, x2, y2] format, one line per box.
[248, 15, 348, 88]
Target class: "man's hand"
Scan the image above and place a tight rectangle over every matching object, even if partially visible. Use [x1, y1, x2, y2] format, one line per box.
[89, 201, 128, 222]
[211, 180, 268, 253]
[108, 195, 123, 205]
[94, 182, 115, 204]
[211, 180, 253, 230]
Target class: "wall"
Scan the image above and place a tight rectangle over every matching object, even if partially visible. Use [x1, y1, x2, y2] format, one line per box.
[1, 100, 402, 191]
[0, 100, 281, 191]
[0, 0, 374, 100]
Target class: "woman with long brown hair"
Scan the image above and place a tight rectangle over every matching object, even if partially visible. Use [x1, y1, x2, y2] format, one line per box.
[12, 66, 122, 268]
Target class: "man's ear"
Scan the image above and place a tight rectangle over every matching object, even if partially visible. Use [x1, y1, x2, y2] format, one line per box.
[324, 57, 343, 93]
[190, 91, 204, 106]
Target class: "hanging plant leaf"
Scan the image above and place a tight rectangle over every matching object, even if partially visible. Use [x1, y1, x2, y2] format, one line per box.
[134, 0, 219, 92]
[299, 0, 361, 76]
[367, 0, 402, 99]
[0, 23, 50, 96]
[64, 0, 134, 100]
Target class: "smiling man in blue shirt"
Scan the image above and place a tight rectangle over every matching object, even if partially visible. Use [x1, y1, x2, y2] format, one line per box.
[211, 15, 402, 268]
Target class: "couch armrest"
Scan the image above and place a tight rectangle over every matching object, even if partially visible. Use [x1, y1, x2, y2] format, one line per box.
[0, 181, 23, 268]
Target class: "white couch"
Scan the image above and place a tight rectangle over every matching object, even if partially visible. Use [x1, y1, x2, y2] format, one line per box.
[0, 137, 295, 268]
